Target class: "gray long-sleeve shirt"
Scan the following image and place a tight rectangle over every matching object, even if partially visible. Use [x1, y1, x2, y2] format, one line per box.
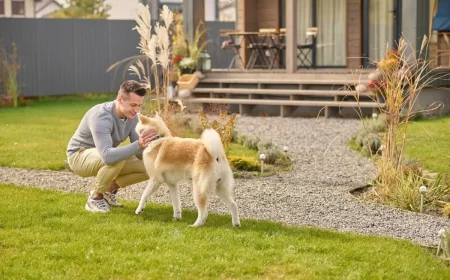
[67, 101, 142, 165]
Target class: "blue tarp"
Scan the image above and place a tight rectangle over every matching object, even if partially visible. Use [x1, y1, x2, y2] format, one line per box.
[432, 0, 450, 31]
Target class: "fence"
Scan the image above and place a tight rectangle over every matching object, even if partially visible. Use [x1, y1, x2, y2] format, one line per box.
[0, 18, 234, 97]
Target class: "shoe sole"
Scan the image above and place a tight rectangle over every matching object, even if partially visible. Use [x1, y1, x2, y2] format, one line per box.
[104, 196, 123, 207]
[84, 203, 110, 213]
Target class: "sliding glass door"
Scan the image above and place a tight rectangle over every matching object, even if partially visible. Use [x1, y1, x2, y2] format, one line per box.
[294, 0, 346, 67]
[363, 0, 401, 66]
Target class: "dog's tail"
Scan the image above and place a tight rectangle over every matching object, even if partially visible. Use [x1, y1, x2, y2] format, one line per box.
[201, 128, 226, 160]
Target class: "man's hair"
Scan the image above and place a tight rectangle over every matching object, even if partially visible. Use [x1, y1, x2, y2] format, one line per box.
[119, 80, 146, 97]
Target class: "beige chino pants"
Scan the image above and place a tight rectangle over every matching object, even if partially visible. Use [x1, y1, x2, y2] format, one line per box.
[67, 147, 149, 193]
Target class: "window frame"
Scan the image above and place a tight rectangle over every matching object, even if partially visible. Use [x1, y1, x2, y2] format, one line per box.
[0, 0, 5, 16]
[12, 0, 26, 16]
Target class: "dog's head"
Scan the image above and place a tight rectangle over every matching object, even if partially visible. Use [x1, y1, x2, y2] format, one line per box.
[136, 113, 172, 138]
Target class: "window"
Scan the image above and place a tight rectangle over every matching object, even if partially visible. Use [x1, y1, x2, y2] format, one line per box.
[12, 0, 25, 16]
[0, 1, 5, 15]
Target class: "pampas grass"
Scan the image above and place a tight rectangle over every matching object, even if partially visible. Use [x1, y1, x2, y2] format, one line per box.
[354, 35, 450, 212]
[128, 3, 174, 118]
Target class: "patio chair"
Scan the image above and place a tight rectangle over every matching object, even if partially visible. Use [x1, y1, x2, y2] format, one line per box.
[220, 29, 244, 68]
[297, 27, 318, 68]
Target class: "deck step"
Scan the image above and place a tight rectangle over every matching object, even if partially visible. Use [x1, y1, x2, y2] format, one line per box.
[199, 78, 369, 85]
[193, 88, 374, 97]
[186, 97, 382, 108]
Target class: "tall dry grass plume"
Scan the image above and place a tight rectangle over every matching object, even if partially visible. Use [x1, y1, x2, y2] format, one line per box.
[356, 35, 450, 211]
[128, 3, 174, 119]
[198, 110, 237, 150]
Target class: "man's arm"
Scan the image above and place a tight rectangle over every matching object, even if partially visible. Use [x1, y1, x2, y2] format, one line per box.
[91, 115, 141, 165]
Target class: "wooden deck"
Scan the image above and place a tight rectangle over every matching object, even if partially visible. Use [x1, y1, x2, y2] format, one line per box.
[182, 69, 381, 118]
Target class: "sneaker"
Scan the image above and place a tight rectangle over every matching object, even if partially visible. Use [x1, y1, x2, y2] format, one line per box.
[104, 190, 122, 207]
[85, 197, 110, 213]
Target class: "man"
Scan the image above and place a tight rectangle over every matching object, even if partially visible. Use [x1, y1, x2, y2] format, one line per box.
[67, 80, 156, 213]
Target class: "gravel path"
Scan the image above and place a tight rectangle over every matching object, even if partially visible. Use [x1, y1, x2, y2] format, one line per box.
[1, 116, 449, 247]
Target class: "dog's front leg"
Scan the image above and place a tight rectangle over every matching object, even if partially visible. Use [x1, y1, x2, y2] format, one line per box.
[136, 179, 161, 214]
[168, 184, 182, 220]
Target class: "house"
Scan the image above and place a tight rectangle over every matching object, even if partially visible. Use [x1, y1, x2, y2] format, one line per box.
[35, 0, 62, 18]
[0, 0, 62, 18]
[0, 0, 35, 17]
[106, 0, 182, 20]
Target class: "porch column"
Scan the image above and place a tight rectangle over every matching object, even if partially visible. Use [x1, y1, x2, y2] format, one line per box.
[182, 0, 205, 42]
[402, 0, 429, 56]
[285, 0, 297, 73]
[148, 0, 160, 23]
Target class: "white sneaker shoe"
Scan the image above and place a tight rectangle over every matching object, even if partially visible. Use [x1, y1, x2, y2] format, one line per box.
[104, 191, 122, 207]
[85, 197, 110, 213]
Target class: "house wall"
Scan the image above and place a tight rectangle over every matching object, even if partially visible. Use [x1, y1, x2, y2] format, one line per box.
[106, 0, 139, 20]
[35, 1, 61, 18]
[1, 0, 35, 17]
[346, 0, 362, 69]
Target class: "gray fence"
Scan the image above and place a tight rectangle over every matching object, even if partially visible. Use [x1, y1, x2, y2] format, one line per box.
[0, 18, 234, 97]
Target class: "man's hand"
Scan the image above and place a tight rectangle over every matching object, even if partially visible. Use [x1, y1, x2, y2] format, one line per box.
[138, 130, 158, 149]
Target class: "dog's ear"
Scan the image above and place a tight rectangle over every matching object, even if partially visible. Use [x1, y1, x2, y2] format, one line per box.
[138, 114, 148, 124]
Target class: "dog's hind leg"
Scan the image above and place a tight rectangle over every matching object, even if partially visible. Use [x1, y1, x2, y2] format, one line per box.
[135, 179, 161, 214]
[191, 181, 209, 227]
[168, 184, 182, 220]
[216, 180, 240, 228]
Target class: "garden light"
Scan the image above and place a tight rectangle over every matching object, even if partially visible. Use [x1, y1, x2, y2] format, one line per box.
[437, 229, 446, 256]
[419, 185, 428, 213]
[372, 113, 378, 119]
[259, 153, 266, 174]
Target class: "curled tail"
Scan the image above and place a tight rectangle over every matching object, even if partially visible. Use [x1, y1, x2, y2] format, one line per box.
[201, 129, 226, 161]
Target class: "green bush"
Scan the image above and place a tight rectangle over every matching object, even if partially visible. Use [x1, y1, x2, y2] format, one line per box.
[228, 156, 260, 172]
[257, 139, 273, 151]
[243, 136, 259, 150]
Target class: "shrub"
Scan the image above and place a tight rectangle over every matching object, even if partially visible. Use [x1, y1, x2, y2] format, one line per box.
[258, 147, 281, 165]
[257, 139, 273, 151]
[228, 156, 260, 172]
[243, 136, 259, 150]
[0, 42, 20, 108]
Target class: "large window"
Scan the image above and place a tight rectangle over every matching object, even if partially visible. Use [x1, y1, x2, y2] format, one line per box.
[0, 1, 4, 15]
[368, 0, 394, 62]
[12, 0, 25, 16]
[316, 0, 346, 66]
[295, 0, 346, 67]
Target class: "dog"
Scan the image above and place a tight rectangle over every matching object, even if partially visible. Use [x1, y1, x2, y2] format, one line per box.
[135, 113, 240, 227]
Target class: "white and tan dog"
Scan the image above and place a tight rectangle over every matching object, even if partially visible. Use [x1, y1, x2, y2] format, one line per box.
[135, 114, 240, 227]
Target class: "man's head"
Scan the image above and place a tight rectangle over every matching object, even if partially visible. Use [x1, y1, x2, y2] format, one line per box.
[115, 80, 147, 119]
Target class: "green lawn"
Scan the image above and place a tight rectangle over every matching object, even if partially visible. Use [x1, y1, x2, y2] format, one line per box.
[0, 94, 115, 170]
[405, 116, 450, 173]
[1, 184, 449, 279]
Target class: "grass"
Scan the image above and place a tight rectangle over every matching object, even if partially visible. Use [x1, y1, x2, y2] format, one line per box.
[349, 115, 450, 174]
[0, 94, 115, 170]
[1, 184, 449, 279]
[404, 116, 450, 173]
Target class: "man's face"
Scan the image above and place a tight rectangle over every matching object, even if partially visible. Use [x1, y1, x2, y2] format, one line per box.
[117, 92, 144, 119]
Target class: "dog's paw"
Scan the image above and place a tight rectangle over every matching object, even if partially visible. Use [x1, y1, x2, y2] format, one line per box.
[135, 209, 144, 215]
[173, 216, 182, 221]
[189, 223, 203, 227]
[233, 223, 241, 228]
